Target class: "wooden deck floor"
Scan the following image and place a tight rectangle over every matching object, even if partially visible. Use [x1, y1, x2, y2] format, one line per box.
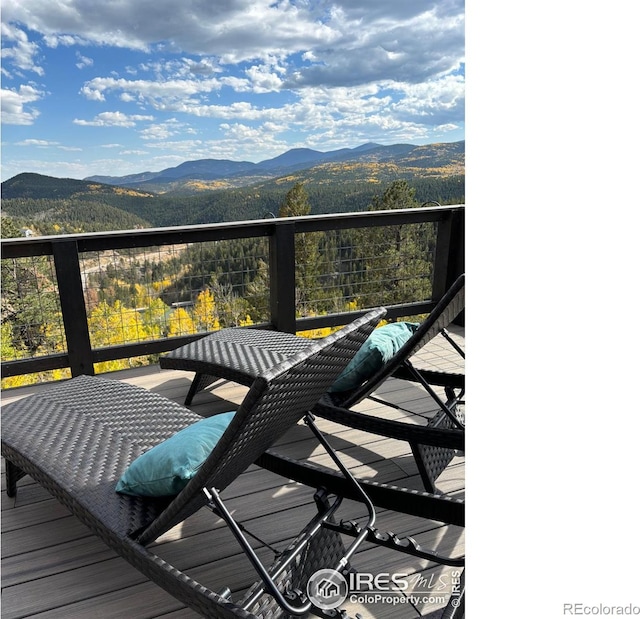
[1, 327, 464, 619]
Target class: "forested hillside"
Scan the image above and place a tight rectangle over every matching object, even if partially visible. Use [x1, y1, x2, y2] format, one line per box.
[2, 166, 464, 235]
[1, 173, 157, 234]
[1, 197, 153, 235]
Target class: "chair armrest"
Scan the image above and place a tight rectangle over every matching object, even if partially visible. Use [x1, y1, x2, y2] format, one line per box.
[312, 400, 465, 451]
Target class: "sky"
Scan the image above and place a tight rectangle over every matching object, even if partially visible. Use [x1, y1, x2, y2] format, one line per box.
[0, 0, 464, 182]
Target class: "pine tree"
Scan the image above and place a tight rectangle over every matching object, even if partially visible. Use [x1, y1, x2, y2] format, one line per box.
[369, 179, 418, 211]
[358, 180, 435, 306]
[278, 183, 326, 316]
[278, 182, 311, 218]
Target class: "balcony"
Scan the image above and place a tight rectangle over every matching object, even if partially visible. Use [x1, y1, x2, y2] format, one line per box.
[1, 206, 464, 618]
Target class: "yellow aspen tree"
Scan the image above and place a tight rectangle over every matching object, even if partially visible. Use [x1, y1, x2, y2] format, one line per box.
[88, 300, 150, 347]
[132, 282, 152, 308]
[0, 323, 32, 388]
[193, 288, 220, 332]
[167, 307, 196, 337]
[141, 298, 171, 339]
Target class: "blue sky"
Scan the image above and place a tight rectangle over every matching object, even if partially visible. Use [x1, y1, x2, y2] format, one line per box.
[1, 0, 464, 181]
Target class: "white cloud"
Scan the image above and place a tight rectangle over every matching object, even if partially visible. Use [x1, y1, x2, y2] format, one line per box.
[139, 119, 190, 141]
[245, 64, 284, 93]
[80, 85, 106, 101]
[1, 0, 338, 58]
[1, 1, 463, 86]
[1, 23, 45, 76]
[1, 84, 44, 124]
[75, 52, 93, 69]
[389, 75, 465, 125]
[73, 111, 154, 127]
[43, 34, 88, 48]
[2, 0, 465, 128]
[14, 139, 81, 152]
[16, 138, 58, 146]
[219, 75, 252, 92]
[189, 59, 221, 76]
[79, 75, 224, 107]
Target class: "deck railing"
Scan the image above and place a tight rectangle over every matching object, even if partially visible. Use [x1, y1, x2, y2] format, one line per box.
[1, 205, 464, 384]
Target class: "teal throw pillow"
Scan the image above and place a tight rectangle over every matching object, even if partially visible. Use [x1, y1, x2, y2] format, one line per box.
[329, 322, 418, 393]
[116, 412, 235, 497]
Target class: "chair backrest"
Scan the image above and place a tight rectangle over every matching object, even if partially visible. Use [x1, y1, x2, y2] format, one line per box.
[138, 306, 386, 543]
[337, 274, 465, 409]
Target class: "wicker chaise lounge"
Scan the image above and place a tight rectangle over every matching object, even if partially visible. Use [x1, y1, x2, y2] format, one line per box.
[313, 273, 465, 494]
[2, 309, 386, 619]
[160, 275, 465, 495]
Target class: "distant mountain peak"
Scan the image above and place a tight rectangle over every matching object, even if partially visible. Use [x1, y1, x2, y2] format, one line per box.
[353, 142, 383, 151]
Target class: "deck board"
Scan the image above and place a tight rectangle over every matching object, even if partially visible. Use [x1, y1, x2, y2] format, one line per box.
[1, 326, 464, 619]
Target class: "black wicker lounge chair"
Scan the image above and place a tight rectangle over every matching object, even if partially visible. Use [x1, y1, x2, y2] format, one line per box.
[161, 275, 465, 495]
[2, 309, 392, 619]
[313, 274, 465, 494]
[320, 275, 464, 419]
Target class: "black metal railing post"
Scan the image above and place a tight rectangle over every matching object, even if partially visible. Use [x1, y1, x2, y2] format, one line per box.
[431, 209, 465, 326]
[269, 221, 297, 333]
[447, 209, 465, 326]
[431, 210, 465, 297]
[51, 239, 94, 376]
[447, 208, 465, 288]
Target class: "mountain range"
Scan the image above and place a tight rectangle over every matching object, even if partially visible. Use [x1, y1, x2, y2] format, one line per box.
[82, 141, 464, 194]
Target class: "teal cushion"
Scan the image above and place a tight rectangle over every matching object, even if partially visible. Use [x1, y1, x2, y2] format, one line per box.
[116, 412, 235, 497]
[329, 322, 419, 393]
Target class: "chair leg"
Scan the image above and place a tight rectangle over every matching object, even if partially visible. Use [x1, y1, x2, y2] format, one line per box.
[184, 373, 218, 405]
[5, 460, 26, 498]
[411, 441, 438, 494]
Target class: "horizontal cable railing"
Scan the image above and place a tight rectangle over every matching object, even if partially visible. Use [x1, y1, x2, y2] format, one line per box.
[1, 205, 464, 387]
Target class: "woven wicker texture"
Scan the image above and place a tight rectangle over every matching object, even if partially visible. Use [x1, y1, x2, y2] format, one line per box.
[241, 524, 348, 619]
[414, 410, 460, 494]
[160, 329, 312, 387]
[139, 308, 385, 543]
[1, 375, 201, 537]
